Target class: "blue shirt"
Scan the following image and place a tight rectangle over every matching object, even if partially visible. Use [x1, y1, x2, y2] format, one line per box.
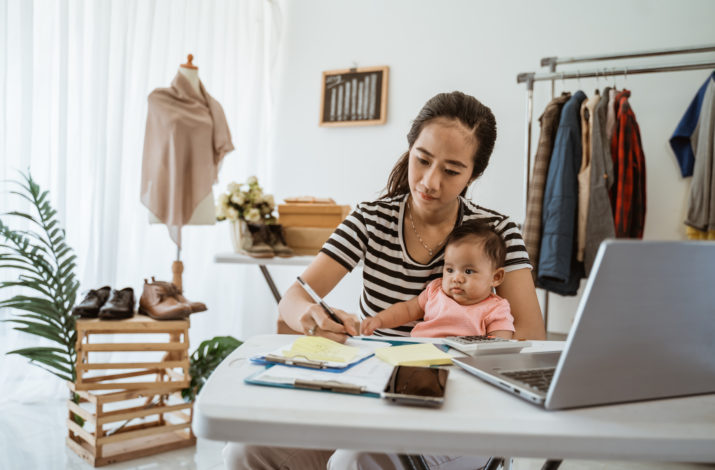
[670, 71, 715, 177]
[538, 90, 587, 295]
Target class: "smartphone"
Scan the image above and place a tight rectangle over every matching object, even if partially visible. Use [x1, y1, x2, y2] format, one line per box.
[382, 365, 449, 407]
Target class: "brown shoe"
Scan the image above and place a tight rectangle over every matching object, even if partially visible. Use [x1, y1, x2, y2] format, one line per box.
[266, 224, 294, 258]
[239, 222, 274, 258]
[150, 277, 207, 314]
[139, 279, 192, 320]
[72, 286, 111, 318]
[98, 288, 135, 320]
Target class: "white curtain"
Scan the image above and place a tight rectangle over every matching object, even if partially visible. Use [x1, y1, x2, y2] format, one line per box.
[0, 0, 283, 402]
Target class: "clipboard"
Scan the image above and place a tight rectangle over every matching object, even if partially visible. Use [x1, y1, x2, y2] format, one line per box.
[250, 337, 391, 372]
[245, 356, 395, 398]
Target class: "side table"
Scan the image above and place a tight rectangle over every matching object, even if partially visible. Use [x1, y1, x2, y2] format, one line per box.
[214, 252, 314, 333]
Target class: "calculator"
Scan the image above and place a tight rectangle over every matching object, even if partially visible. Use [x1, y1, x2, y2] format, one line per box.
[443, 335, 532, 355]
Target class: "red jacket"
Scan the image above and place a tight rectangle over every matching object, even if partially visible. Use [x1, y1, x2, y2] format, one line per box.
[610, 90, 647, 238]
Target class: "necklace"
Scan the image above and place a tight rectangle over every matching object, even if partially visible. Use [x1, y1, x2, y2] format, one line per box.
[407, 199, 446, 257]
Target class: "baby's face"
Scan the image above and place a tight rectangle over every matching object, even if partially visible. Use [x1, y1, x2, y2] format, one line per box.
[441, 240, 500, 305]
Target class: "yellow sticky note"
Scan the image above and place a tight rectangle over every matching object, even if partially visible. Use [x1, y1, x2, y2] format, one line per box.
[375, 343, 453, 366]
[282, 336, 359, 363]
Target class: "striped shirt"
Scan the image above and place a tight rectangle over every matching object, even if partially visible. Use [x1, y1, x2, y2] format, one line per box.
[320, 194, 531, 337]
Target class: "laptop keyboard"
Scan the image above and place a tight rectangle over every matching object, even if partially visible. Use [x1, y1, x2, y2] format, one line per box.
[500, 367, 555, 393]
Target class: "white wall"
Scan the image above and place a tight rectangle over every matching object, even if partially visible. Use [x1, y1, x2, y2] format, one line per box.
[264, 0, 715, 334]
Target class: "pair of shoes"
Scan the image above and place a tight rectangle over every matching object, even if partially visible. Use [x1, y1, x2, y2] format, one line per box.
[241, 222, 293, 258]
[138, 277, 207, 320]
[72, 286, 135, 320]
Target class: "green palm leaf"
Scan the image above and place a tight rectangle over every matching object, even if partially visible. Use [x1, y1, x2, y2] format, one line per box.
[1, 171, 79, 383]
[182, 336, 242, 402]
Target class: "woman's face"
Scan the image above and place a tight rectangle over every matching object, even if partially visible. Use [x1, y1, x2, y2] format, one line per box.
[408, 118, 477, 213]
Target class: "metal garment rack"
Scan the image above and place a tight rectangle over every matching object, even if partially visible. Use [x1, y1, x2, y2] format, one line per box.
[516, 44, 715, 331]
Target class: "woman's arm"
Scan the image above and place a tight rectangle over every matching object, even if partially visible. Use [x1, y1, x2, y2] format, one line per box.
[278, 252, 360, 342]
[495, 268, 546, 340]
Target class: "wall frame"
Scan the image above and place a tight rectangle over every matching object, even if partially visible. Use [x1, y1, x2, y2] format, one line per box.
[319, 65, 388, 127]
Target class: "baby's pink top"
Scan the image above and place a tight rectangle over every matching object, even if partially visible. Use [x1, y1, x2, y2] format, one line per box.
[410, 279, 514, 338]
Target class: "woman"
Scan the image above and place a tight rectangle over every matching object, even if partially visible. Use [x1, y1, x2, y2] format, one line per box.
[224, 91, 545, 469]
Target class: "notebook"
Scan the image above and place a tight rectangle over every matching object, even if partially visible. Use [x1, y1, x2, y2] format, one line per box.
[375, 343, 453, 366]
[251, 337, 390, 371]
[453, 240, 715, 410]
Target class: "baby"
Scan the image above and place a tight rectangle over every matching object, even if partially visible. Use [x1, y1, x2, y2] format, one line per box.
[361, 219, 514, 338]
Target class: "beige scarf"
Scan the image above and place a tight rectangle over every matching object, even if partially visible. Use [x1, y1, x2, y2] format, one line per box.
[141, 72, 234, 247]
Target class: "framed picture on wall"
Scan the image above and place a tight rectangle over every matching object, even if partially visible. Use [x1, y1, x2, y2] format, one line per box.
[319, 65, 388, 127]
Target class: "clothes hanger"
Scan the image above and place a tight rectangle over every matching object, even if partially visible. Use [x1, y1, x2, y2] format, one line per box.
[180, 54, 198, 70]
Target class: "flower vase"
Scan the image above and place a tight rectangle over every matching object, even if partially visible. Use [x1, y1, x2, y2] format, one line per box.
[229, 219, 274, 258]
[229, 219, 247, 254]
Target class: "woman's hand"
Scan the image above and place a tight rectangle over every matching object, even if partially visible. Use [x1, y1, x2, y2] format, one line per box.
[360, 316, 383, 336]
[299, 303, 360, 343]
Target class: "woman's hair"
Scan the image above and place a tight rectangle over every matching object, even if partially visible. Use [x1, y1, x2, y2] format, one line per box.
[444, 219, 506, 269]
[383, 91, 497, 199]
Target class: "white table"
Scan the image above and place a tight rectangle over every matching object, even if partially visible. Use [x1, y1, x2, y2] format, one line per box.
[214, 252, 314, 303]
[193, 334, 715, 463]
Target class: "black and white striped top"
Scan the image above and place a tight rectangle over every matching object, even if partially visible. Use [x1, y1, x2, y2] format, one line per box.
[320, 194, 532, 337]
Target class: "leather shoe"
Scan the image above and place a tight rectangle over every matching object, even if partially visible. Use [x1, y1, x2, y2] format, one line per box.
[266, 224, 294, 258]
[98, 287, 135, 320]
[150, 277, 207, 313]
[139, 279, 192, 320]
[72, 286, 111, 318]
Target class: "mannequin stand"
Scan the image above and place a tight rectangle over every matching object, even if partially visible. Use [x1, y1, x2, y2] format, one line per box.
[172, 247, 183, 291]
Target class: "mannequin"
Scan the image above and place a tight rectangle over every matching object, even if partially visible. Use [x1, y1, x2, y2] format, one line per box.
[142, 54, 234, 287]
[147, 56, 217, 226]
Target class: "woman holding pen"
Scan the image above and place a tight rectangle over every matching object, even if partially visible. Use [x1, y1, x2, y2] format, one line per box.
[224, 91, 545, 469]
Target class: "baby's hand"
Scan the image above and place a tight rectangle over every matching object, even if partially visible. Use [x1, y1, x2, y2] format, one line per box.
[360, 317, 382, 336]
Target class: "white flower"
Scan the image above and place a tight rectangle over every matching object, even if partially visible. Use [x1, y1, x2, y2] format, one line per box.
[245, 208, 261, 222]
[264, 194, 275, 208]
[230, 192, 246, 205]
[249, 188, 262, 203]
[227, 182, 240, 194]
[246, 175, 258, 186]
[226, 207, 239, 221]
[218, 193, 229, 206]
[215, 204, 226, 219]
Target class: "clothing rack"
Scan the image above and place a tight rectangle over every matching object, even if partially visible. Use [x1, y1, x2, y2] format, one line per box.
[516, 44, 715, 331]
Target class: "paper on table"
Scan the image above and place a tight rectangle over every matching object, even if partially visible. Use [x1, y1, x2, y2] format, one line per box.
[282, 336, 359, 363]
[375, 343, 453, 366]
[251, 356, 395, 395]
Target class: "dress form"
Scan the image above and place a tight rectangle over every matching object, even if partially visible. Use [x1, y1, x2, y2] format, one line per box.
[148, 61, 217, 227]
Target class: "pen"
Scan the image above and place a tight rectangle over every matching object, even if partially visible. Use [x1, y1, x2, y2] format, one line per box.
[296, 276, 351, 336]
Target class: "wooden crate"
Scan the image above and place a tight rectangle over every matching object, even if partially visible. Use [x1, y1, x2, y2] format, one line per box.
[66, 381, 195, 467]
[75, 316, 190, 391]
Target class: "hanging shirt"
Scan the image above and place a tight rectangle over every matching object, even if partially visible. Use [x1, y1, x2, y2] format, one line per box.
[684, 74, 715, 239]
[583, 87, 616, 276]
[141, 72, 234, 247]
[606, 87, 618, 144]
[538, 91, 587, 296]
[577, 93, 600, 262]
[610, 90, 647, 239]
[670, 71, 715, 178]
[523, 93, 571, 272]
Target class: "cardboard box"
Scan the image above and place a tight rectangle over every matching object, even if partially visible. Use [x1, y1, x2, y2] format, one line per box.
[283, 226, 335, 255]
[278, 203, 351, 228]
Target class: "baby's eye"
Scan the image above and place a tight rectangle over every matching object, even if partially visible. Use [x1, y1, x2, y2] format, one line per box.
[465, 269, 474, 275]
[445, 267, 453, 273]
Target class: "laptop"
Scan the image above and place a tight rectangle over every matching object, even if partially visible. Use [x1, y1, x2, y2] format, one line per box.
[453, 240, 715, 410]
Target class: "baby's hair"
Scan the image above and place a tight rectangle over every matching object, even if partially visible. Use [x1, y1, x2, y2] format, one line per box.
[445, 219, 506, 268]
